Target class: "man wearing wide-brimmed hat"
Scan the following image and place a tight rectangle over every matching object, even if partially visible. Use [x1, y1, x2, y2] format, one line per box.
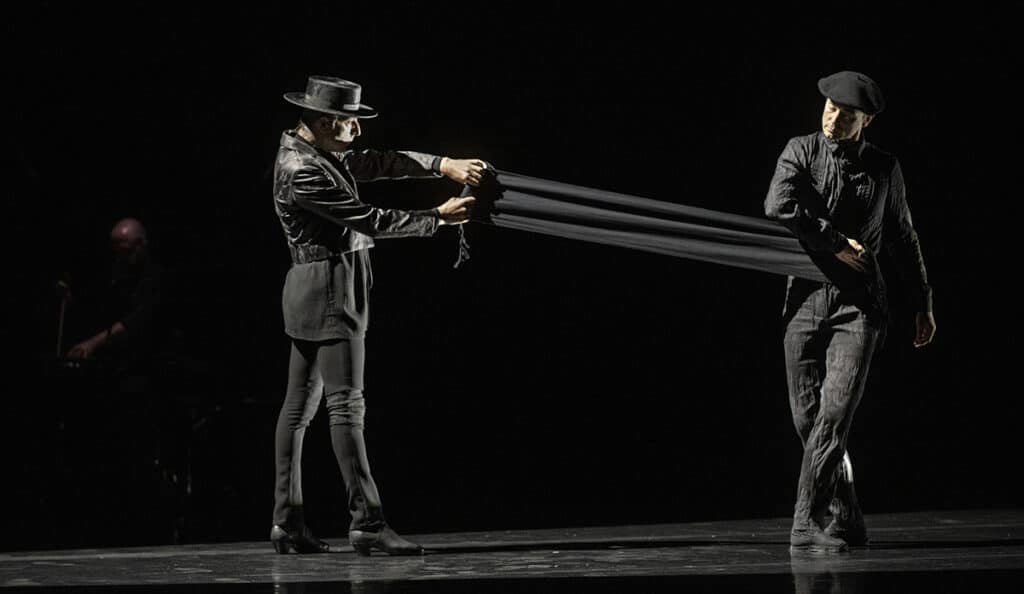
[765, 71, 936, 553]
[269, 75, 485, 556]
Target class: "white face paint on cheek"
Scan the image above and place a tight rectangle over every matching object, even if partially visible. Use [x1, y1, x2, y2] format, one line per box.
[336, 121, 356, 143]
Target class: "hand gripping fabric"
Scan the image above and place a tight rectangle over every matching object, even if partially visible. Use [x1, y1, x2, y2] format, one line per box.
[454, 167, 827, 283]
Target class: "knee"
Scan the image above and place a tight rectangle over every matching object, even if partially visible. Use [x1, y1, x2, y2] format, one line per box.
[818, 401, 850, 433]
[792, 414, 813, 440]
[789, 391, 818, 439]
[325, 388, 366, 427]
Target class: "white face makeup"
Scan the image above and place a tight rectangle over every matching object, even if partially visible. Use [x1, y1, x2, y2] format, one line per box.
[309, 115, 362, 152]
[332, 116, 361, 145]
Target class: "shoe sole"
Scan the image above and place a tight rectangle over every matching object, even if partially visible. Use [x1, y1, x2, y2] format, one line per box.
[825, 531, 869, 547]
[789, 544, 849, 555]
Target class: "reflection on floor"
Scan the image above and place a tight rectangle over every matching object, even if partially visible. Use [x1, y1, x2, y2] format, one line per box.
[1, 508, 1021, 592]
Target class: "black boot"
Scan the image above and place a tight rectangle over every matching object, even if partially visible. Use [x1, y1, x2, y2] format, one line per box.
[270, 523, 330, 554]
[270, 508, 330, 554]
[350, 525, 424, 556]
[824, 513, 868, 547]
[790, 519, 849, 554]
[330, 424, 422, 556]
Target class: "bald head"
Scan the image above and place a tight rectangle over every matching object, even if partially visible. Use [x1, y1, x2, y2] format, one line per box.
[111, 217, 146, 242]
[110, 217, 148, 265]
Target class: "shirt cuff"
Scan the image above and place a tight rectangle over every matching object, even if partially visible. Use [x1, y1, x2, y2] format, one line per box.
[431, 156, 444, 174]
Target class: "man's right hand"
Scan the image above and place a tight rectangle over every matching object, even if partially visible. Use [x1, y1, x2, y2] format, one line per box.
[437, 196, 476, 225]
[835, 237, 871, 273]
[440, 158, 487, 187]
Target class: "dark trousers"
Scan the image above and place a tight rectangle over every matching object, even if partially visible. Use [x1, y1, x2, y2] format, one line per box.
[272, 338, 386, 532]
[783, 281, 881, 528]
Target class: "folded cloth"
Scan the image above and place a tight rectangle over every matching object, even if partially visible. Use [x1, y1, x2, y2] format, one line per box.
[456, 167, 826, 283]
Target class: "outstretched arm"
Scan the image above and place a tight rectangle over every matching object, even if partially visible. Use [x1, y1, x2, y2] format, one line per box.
[292, 164, 439, 238]
[345, 150, 487, 188]
[343, 149, 443, 182]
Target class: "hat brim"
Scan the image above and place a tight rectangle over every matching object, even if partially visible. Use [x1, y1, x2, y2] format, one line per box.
[283, 92, 378, 119]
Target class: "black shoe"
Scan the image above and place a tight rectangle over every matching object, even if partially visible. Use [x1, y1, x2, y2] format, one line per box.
[270, 524, 330, 554]
[825, 513, 869, 546]
[790, 524, 848, 554]
[349, 525, 423, 556]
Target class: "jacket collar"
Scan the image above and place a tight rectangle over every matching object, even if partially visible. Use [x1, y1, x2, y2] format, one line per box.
[280, 129, 356, 188]
[281, 129, 353, 169]
[280, 129, 324, 158]
[820, 131, 867, 161]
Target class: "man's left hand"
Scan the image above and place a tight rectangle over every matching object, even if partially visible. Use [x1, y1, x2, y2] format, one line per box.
[441, 158, 487, 186]
[67, 337, 100, 360]
[913, 311, 936, 348]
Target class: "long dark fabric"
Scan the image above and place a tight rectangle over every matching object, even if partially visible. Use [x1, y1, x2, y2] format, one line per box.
[468, 170, 828, 282]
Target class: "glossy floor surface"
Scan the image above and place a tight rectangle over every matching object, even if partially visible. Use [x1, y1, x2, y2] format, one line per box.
[2, 508, 1021, 592]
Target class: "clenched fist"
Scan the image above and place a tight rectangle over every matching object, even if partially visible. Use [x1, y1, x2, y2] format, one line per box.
[835, 236, 871, 273]
[440, 158, 487, 187]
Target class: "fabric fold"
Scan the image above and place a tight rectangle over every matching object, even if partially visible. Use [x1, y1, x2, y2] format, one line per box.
[465, 169, 828, 283]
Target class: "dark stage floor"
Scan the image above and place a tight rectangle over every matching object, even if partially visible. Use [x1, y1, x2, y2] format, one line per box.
[1, 509, 1021, 592]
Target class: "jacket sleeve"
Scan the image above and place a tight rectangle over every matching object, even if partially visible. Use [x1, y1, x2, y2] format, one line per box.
[292, 164, 439, 239]
[883, 159, 933, 312]
[764, 138, 847, 253]
[343, 149, 444, 182]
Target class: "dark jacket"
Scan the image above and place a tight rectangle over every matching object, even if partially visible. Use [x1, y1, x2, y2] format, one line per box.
[765, 131, 932, 315]
[273, 130, 442, 340]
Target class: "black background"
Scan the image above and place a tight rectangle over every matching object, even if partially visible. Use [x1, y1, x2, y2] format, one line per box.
[4, 2, 1019, 550]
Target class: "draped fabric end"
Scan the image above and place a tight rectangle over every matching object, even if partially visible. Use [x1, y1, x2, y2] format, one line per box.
[455, 168, 828, 283]
[452, 224, 471, 269]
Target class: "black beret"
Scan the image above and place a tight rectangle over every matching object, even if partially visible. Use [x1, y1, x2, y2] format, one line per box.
[817, 71, 885, 115]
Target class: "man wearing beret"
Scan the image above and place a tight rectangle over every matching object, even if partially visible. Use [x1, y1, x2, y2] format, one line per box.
[270, 75, 483, 556]
[765, 71, 936, 552]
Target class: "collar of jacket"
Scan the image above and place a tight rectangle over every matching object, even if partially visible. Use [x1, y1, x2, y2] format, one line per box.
[281, 129, 326, 156]
[820, 131, 867, 161]
[278, 128, 342, 159]
[280, 129, 356, 176]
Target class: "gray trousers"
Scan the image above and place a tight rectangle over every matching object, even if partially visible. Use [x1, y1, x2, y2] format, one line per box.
[783, 280, 882, 527]
[272, 338, 386, 532]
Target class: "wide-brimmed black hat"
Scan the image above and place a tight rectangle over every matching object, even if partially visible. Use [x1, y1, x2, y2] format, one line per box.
[284, 76, 378, 118]
[817, 70, 885, 115]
